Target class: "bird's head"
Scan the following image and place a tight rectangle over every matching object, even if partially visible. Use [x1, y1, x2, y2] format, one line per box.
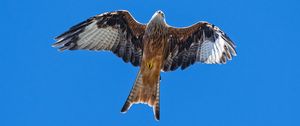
[149, 10, 166, 25]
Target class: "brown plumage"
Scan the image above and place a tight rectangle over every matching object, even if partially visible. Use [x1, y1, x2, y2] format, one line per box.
[52, 10, 237, 121]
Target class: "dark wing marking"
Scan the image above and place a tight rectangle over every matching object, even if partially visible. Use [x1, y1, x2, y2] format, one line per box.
[52, 10, 146, 66]
[163, 22, 237, 71]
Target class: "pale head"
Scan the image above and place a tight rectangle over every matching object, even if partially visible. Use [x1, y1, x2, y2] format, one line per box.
[149, 10, 166, 24]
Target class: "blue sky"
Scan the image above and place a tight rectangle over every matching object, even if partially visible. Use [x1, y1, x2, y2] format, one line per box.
[1, 0, 299, 126]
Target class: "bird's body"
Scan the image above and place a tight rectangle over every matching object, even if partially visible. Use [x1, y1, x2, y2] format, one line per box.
[121, 12, 168, 120]
[53, 10, 237, 120]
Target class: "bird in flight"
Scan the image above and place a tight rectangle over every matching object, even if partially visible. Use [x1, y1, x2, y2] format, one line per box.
[52, 10, 237, 120]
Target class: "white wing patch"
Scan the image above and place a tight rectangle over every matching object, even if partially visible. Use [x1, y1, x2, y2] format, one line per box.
[199, 32, 232, 64]
[77, 21, 120, 50]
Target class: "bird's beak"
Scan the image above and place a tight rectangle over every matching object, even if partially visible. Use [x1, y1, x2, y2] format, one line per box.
[156, 10, 164, 18]
[150, 10, 165, 22]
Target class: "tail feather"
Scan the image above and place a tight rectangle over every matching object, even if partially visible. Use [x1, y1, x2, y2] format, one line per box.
[121, 70, 143, 112]
[154, 81, 160, 120]
[121, 70, 160, 120]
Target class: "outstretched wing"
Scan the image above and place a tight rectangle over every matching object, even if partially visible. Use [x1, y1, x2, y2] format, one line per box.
[163, 22, 237, 71]
[53, 10, 146, 66]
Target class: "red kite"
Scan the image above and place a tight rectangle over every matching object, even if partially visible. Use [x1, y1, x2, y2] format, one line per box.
[53, 10, 237, 120]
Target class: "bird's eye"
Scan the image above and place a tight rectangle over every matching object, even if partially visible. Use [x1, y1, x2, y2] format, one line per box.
[157, 11, 164, 17]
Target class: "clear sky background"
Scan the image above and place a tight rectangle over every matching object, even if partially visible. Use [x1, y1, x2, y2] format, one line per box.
[1, 0, 299, 126]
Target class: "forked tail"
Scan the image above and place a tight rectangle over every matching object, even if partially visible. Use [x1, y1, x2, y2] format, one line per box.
[121, 70, 160, 120]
